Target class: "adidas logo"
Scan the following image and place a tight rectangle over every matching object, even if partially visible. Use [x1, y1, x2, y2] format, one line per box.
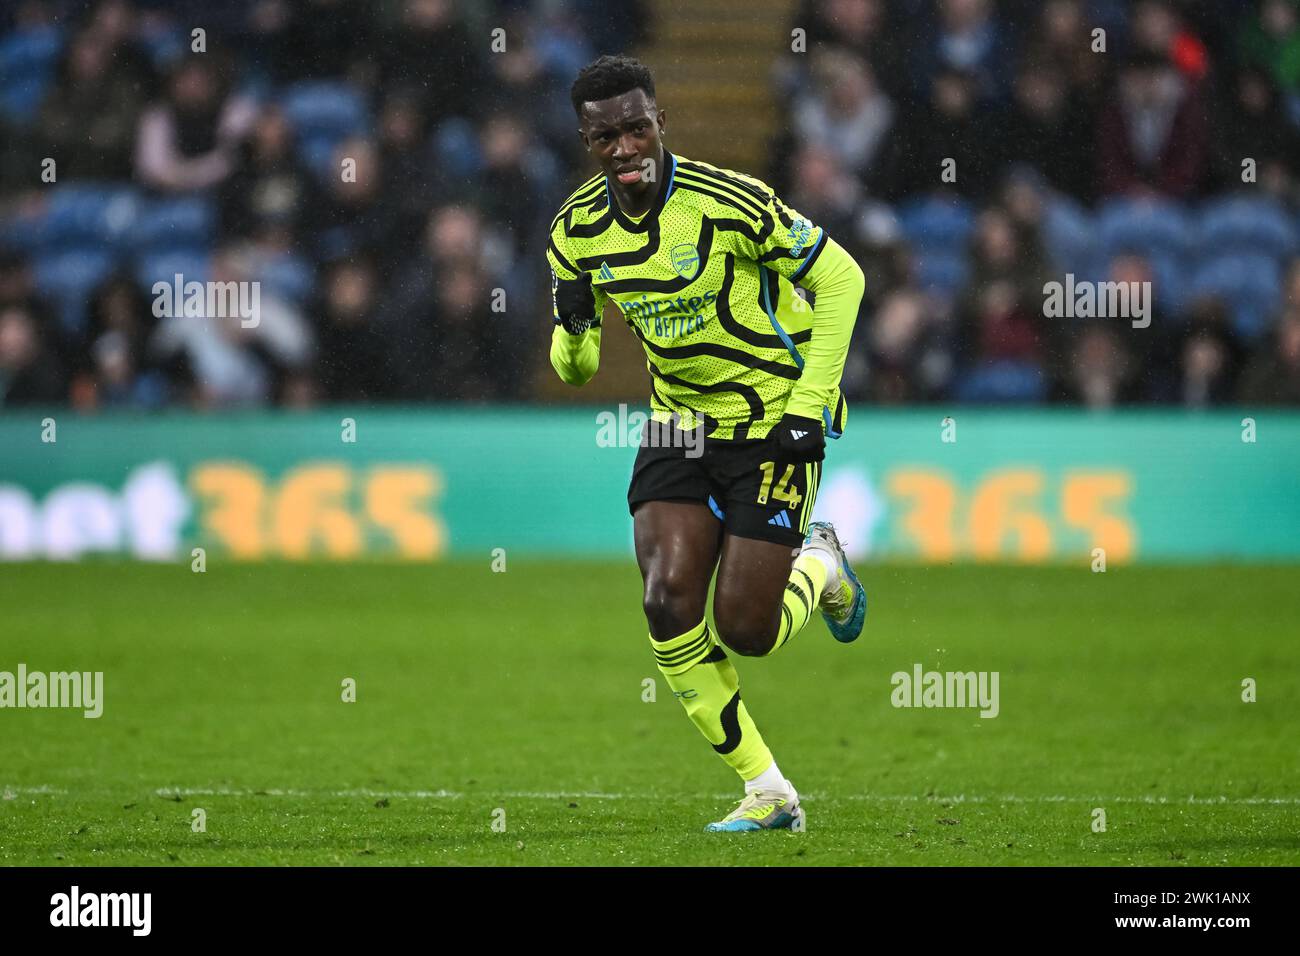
[791, 430, 808, 440]
[767, 511, 793, 528]
[599, 261, 615, 281]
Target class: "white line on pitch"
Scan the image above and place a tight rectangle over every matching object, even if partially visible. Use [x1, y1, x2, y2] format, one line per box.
[6, 786, 1300, 805]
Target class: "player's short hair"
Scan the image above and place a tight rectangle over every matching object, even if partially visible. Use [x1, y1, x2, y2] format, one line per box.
[570, 54, 656, 117]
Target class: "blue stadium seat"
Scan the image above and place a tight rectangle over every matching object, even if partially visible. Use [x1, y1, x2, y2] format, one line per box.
[280, 81, 369, 140]
[1197, 196, 1298, 261]
[431, 116, 483, 181]
[898, 196, 976, 253]
[0, 25, 62, 124]
[33, 248, 116, 332]
[137, 28, 186, 69]
[129, 196, 215, 254]
[41, 186, 140, 251]
[1071, 255, 1110, 287]
[0, 25, 62, 74]
[954, 360, 1048, 403]
[914, 250, 969, 298]
[299, 132, 341, 180]
[256, 254, 315, 304]
[0, 204, 45, 251]
[134, 250, 211, 293]
[1146, 250, 1189, 313]
[1042, 198, 1098, 274]
[0, 73, 52, 125]
[281, 82, 370, 181]
[1190, 253, 1282, 340]
[1097, 198, 1192, 260]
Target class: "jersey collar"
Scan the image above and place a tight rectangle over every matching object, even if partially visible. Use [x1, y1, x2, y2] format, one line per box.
[605, 149, 677, 233]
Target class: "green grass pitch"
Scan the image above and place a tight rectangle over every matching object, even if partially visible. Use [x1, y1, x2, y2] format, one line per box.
[1, 560, 1297, 866]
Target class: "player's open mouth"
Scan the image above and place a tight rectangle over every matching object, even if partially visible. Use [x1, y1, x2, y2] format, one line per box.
[616, 167, 642, 184]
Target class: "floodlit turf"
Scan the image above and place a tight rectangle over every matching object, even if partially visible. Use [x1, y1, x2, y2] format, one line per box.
[1, 560, 1297, 866]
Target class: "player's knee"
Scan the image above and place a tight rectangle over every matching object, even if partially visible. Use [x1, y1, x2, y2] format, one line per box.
[711, 594, 777, 657]
[642, 569, 703, 638]
[713, 617, 776, 657]
[717, 630, 774, 657]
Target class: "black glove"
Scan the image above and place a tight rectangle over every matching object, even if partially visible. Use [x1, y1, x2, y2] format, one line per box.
[771, 413, 825, 462]
[553, 271, 597, 335]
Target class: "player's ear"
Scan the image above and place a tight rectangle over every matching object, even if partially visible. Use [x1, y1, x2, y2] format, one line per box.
[657, 110, 667, 136]
[578, 129, 590, 151]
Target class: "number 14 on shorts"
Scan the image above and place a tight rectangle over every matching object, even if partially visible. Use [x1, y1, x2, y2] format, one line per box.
[757, 461, 803, 509]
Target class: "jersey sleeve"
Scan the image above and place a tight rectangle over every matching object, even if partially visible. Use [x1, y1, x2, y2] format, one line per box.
[783, 236, 864, 422]
[546, 226, 609, 327]
[721, 174, 828, 285]
[546, 222, 603, 386]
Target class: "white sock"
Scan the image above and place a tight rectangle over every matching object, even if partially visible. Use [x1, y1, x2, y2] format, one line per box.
[744, 760, 791, 795]
[804, 545, 840, 595]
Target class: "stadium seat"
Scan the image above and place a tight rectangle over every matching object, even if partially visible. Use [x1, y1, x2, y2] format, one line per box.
[899, 196, 975, 299]
[1042, 198, 1099, 274]
[136, 27, 185, 69]
[914, 250, 969, 298]
[134, 249, 211, 293]
[0, 25, 62, 74]
[1197, 196, 1298, 261]
[33, 248, 116, 332]
[1145, 250, 1190, 313]
[40, 186, 140, 252]
[129, 196, 216, 255]
[281, 82, 371, 181]
[1190, 253, 1282, 340]
[281, 81, 369, 140]
[0, 204, 45, 251]
[299, 132, 342, 180]
[432, 117, 483, 181]
[256, 253, 315, 304]
[898, 195, 976, 253]
[0, 25, 61, 125]
[1097, 198, 1193, 261]
[953, 360, 1048, 403]
[0, 73, 51, 125]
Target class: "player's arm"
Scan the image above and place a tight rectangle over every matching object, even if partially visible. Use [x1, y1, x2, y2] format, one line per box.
[729, 177, 864, 458]
[550, 326, 602, 387]
[546, 237, 607, 387]
[782, 236, 864, 424]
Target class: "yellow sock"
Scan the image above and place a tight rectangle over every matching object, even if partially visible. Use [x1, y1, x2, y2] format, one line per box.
[765, 551, 828, 655]
[651, 620, 773, 781]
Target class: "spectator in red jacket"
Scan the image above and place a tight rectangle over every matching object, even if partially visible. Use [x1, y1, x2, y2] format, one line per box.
[1097, 49, 1209, 199]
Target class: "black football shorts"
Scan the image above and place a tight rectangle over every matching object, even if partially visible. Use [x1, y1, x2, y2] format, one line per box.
[627, 418, 821, 547]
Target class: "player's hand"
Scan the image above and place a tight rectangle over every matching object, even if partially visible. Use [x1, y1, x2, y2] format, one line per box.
[554, 272, 596, 335]
[770, 413, 825, 462]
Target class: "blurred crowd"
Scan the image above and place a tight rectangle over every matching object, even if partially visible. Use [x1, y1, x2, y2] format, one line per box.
[0, 0, 1297, 411]
[774, 0, 1300, 405]
[0, 0, 647, 409]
